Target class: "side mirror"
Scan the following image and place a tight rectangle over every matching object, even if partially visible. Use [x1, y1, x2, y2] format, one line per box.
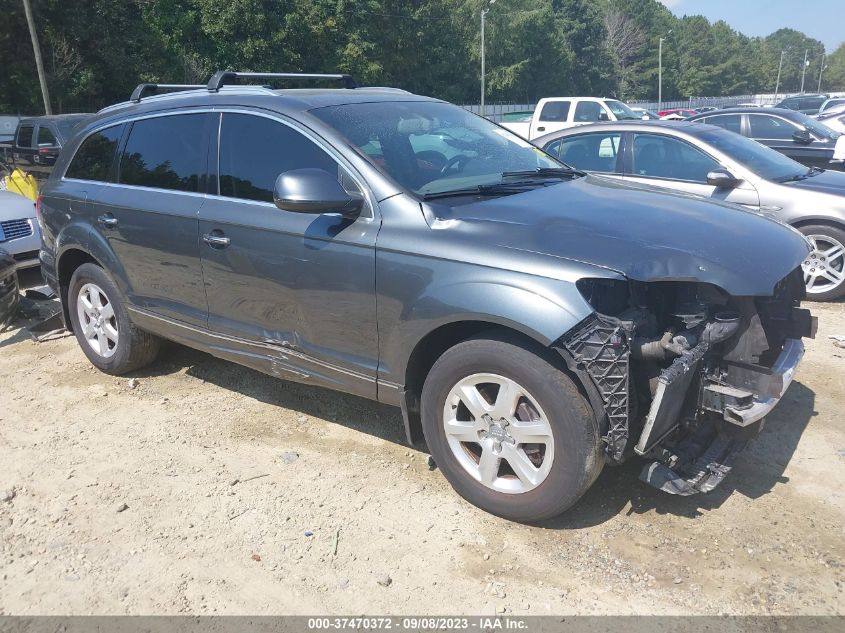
[706, 168, 741, 189]
[273, 168, 364, 218]
[792, 129, 813, 144]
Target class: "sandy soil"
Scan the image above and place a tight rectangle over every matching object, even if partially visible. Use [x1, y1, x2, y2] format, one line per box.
[1, 274, 843, 616]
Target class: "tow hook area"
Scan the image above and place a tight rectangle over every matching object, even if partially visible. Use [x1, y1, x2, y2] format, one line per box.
[639, 435, 745, 496]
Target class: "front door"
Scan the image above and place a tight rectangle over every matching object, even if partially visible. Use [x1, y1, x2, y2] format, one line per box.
[198, 111, 379, 398]
[622, 132, 759, 208]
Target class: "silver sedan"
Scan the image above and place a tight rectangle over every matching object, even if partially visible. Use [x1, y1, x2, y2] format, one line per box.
[534, 121, 845, 300]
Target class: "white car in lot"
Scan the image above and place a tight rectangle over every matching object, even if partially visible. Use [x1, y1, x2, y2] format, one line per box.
[499, 96, 642, 140]
[0, 190, 39, 269]
[817, 104, 845, 134]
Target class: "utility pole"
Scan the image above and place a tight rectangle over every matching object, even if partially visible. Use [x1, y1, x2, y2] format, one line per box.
[800, 49, 809, 93]
[818, 53, 826, 93]
[658, 30, 671, 112]
[480, 0, 496, 117]
[22, 0, 52, 114]
[774, 50, 785, 100]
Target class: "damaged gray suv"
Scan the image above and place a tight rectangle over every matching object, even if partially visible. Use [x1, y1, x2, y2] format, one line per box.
[38, 72, 815, 522]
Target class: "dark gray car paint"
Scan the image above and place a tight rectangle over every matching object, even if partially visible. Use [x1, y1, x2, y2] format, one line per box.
[39, 88, 810, 414]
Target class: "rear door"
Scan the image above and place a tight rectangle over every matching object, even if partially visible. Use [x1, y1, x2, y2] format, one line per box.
[622, 132, 759, 207]
[531, 100, 571, 138]
[198, 111, 379, 398]
[90, 112, 213, 327]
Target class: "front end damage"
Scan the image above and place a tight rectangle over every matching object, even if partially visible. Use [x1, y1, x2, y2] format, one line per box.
[559, 267, 816, 496]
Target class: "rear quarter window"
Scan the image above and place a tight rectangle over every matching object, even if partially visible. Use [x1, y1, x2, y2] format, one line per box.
[65, 125, 124, 182]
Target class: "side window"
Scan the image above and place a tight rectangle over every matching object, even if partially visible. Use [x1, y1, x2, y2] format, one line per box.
[574, 101, 603, 123]
[16, 125, 34, 148]
[558, 133, 621, 173]
[543, 140, 563, 160]
[539, 101, 570, 123]
[219, 113, 341, 203]
[632, 133, 719, 182]
[37, 126, 57, 146]
[801, 97, 825, 111]
[748, 115, 798, 140]
[703, 114, 742, 134]
[119, 114, 208, 192]
[65, 125, 123, 182]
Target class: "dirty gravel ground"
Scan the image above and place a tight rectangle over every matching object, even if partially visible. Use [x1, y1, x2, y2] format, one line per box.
[1, 275, 843, 615]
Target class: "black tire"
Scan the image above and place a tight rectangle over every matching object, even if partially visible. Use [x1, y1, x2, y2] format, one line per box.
[68, 263, 160, 375]
[420, 332, 603, 522]
[796, 224, 845, 301]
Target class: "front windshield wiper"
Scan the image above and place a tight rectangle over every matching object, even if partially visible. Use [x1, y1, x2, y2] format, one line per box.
[778, 166, 824, 183]
[421, 180, 555, 201]
[501, 166, 587, 179]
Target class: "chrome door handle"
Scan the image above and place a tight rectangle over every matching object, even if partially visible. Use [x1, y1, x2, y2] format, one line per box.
[203, 233, 230, 248]
[97, 214, 118, 229]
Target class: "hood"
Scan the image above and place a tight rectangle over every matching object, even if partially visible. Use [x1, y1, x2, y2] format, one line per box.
[0, 191, 37, 220]
[783, 168, 845, 196]
[439, 175, 809, 297]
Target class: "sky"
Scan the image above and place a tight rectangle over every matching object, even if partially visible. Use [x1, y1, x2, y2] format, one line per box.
[658, 0, 843, 53]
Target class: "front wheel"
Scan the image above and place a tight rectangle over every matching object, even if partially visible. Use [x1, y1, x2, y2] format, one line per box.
[798, 224, 845, 301]
[420, 333, 603, 522]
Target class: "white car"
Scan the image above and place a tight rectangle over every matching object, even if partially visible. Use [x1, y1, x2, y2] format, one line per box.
[0, 190, 39, 269]
[817, 104, 845, 134]
[499, 97, 642, 140]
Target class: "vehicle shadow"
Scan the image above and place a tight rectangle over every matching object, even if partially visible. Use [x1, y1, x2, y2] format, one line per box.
[134, 343, 816, 528]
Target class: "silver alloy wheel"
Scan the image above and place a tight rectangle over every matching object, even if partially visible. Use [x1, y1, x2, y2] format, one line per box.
[76, 282, 119, 358]
[803, 234, 845, 295]
[442, 373, 554, 494]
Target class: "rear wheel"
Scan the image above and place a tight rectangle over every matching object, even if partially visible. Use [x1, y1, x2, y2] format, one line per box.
[421, 333, 603, 522]
[68, 263, 160, 375]
[797, 224, 845, 301]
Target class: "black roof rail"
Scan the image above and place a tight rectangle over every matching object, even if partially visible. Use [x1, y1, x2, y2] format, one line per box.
[207, 71, 359, 92]
[130, 83, 205, 102]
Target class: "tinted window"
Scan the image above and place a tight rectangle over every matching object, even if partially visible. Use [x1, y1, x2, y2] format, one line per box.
[703, 114, 742, 134]
[555, 133, 621, 173]
[219, 113, 339, 203]
[119, 114, 208, 192]
[539, 101, 570, 122]
[779, 98, 800, 111]
[543, 140, 563, 160]
[16, 125, 33, 148]
[65, 125, 123, 182]
[632, 133, 719, 182]
[574, 101, 603, 122]
[748, 115, 798, 140]
[696, 128, 808, 182]
[37, 126, 57, 145]
[801, 96, 826, 111]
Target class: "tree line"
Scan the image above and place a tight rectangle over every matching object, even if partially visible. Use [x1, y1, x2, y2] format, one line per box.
[1, 0, 844, 115]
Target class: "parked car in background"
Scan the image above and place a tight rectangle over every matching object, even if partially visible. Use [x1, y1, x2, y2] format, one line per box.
[817, 106, 845, 134]
[819, 97, 845, 114]
[0, 190, 39, 269]
[687, 107, 844, 172]
[775, 94, 828, 115]
[656, 108, 697, 118]
[499, 97, 642, 139]
[0, 247, 19, 327]
[695, 106, 718, 113]
[12, 114, 91, 179]
[630, 107, 660, 120]
[535, 120, 845, 300]
[39, 73, 813, 520]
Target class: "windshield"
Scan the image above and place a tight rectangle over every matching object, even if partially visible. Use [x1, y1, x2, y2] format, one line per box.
[312, 101, 563, 196]
[791, 110, 842, 140]
[697, 128, 810, 182]
[605, 100, 641, 120]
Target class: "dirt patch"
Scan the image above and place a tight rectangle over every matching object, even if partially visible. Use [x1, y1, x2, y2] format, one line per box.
[1, 293, 843, 615]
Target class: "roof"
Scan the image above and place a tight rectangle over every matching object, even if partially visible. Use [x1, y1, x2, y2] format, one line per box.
[531, 119, 729, 145]
[687, 107, 805, 120]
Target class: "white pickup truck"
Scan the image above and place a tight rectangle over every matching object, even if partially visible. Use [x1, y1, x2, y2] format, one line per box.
[499, 97, 643, 140]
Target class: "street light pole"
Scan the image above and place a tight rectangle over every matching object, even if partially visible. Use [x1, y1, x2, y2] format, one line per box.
[818, 53, 826, 93]
[800, 49, 809, 93]
[658, 30, 671, 112]
[480, 0, 496, 117]
[774, 50, 785, 100]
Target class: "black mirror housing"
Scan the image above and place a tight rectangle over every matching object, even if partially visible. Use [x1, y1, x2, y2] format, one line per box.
[273, 168, 364, 218]
[792, 129, 813, 144]
[706, 168, 741, 189]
